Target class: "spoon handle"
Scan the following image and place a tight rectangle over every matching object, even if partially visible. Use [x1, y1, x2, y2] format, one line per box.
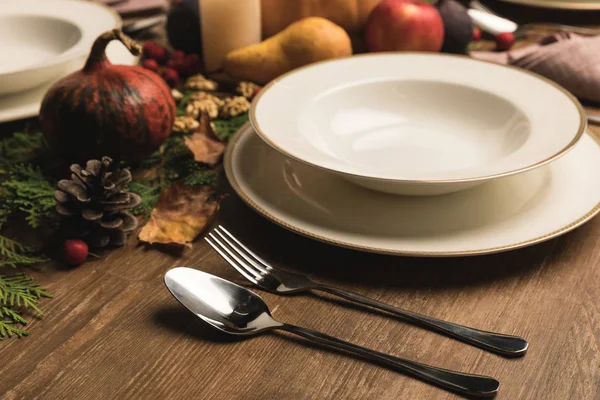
[315, 285, 528, 357]
[279, 323, 499, 398]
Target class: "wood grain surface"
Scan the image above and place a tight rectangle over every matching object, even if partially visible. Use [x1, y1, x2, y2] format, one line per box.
[2, 14, 600, 400]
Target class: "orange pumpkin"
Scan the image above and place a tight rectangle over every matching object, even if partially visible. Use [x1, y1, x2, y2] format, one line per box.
[261, 0, 381, 38]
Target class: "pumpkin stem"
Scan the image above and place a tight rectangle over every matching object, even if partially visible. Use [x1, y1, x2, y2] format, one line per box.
[84, 29, 142, 72]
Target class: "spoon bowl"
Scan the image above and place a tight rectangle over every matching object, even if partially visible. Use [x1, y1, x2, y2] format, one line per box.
[164, 267, 281, 335]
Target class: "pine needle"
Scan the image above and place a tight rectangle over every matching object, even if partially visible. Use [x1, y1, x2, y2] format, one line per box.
[130, 178, 164, 216]
[213, 113, 249, 141]
[2, 164, 57, 229]
[0, 273, 51, 339]
[0, 306, 27, 324]
[0, 235, 47, 268]
[0, 131, 47, 167]
[0, 320, 29, 339]
[0, 273, 51, 316]
[175, 91, 197, 116]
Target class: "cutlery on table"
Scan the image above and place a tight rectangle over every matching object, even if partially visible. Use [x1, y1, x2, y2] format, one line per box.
[122, 15, 167, 35]
[205, 226, 529, 357]
[164, 267, 500, 398]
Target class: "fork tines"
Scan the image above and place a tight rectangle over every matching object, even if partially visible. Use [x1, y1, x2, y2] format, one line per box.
[205, 225, 271, 284]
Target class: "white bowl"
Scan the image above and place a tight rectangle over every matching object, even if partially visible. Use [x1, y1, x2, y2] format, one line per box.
[251, 53, 586, 196]
[0, 0, 120, 96]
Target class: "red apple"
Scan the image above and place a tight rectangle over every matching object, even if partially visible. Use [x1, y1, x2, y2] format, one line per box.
[365, 0, 444, 53]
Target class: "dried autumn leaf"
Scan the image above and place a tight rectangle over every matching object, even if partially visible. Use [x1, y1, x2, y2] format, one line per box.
[184, 113, 225, 166]
[138, 183, 220, 247]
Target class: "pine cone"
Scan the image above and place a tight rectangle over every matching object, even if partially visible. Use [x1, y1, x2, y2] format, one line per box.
[55, 157, 141, 248]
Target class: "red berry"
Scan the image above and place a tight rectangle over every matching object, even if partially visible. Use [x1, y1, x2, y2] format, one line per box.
[167, 58, 189, 77]
[171, 50, 185, 61]
[473, 27, 481, 42]
[495, 32, 515, 51]
[142, 59, 159, 72]
[142, 41, 168, 64]
[185, 54, 202, 76]
[160, 67, 180, 87]
[63, 239, 88, 265]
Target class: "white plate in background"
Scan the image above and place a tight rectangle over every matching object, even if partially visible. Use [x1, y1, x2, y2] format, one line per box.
[0, 0, 120, 96]
[0, 0, 136, 122]
[0, 35, 138, 123]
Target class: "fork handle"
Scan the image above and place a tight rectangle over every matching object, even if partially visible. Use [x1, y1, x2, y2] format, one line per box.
[279, 323, 499, 398]
[314, 285, 528, 357]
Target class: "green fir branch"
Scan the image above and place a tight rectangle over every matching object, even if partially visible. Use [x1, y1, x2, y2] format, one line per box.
[0, 235, 47, 268]
[0, 273, 52, 317]
[138, 150, 162, 170]
[0, 273, 51, 339]
[0, 306, 28, 324]
[184, 170, 217, 187]
[130, 178, 164, 216]
[176, 91, 197, 116]
[0, 131, 47, 168]
[2, 164, 57, 229]
[213, 113, 249, 141]
[0, 320, 29, 339]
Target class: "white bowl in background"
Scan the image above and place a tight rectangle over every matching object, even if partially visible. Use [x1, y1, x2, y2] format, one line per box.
[251, 53, 586, 196]
[0, 0, 120, 96]
[0, 40, 138, 123]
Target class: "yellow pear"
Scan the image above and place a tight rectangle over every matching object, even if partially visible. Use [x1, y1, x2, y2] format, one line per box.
[224, 17, 352, 84]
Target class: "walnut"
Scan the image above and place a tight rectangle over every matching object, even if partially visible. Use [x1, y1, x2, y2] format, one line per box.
[236, 81, 261, 99]
[186, 99, 219, 120]
[173, 116, 200, 133]
[220, 96, 250, 119]
[189, 91, 223, 108]
[170, 88, 184, 102]
[184, 74, 218, 91]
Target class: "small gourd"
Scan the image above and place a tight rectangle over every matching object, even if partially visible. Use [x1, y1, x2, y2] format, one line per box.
[40, 30, 176, 163]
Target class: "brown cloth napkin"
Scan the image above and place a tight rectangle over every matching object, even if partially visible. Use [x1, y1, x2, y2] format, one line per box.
[471, 33, 600, 103]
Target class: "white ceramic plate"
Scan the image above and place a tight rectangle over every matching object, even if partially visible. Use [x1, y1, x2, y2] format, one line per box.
[498, 0, 600, 10]
[225, 124, 600, 257]
[0, 0, 120, 96]
[251, 54, 585, 196]
[0, 31, 138, 123]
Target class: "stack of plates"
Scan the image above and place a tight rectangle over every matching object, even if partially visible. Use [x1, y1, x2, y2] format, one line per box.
[0, 0, 138, 123]
[225, 53, 600, 257]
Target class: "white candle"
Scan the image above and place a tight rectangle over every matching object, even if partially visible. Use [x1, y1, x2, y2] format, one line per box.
[199, 0, 261, 73]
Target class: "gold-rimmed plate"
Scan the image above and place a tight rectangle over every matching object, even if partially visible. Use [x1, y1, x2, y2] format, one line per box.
[225, 124, 600, 257]
[498, 0, 600, 10]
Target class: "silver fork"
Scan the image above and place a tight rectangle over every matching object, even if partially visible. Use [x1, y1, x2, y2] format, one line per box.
[205, 225, 529, 357]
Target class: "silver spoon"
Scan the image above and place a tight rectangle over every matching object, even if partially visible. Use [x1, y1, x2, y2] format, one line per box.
[164, 267, 500, 398]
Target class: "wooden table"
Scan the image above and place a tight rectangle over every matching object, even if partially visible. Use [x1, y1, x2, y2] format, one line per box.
[2, 17, 600, 400]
